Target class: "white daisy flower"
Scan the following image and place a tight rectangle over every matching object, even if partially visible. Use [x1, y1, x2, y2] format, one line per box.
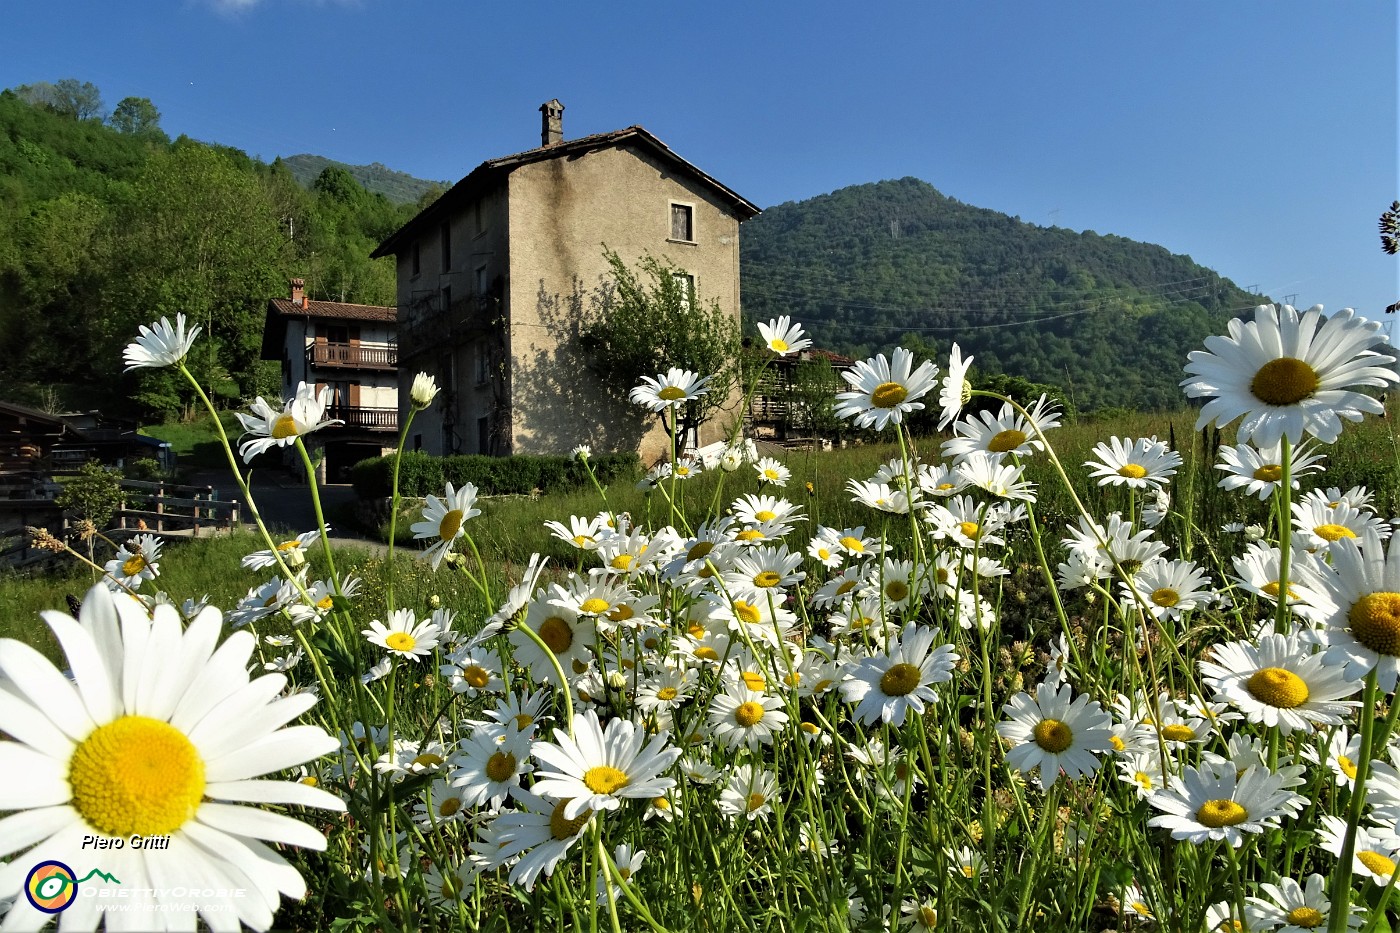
[1292, 497, 1390, 552]
[1147, 763, 1301, 846]
[1085, 436, 1181, 489]
[410, 482, 482, 569]
[1319, 527, 1400, 691]
[1216, 440, 1327, 501]
[0, 585, 344, 931]
[596, 843, 647, 905]
[363, 608, 443, 661]
[717, 763, 778, 823]
[103, 533, 162, 588]
[544, 514, 608, 551]
[469, 790, 591, 892]
[834, 347, 940, 431]
[997, 681, 1114, 788]
[451, 724, 535, 809]
[938, 342, 974, 429]
[241, 528, 321, 571]
[1245, 873, 1360, 933]
[900, 897, 941, 932]
[1201, 633, 1361, 734]
[1318, 814, 1400, 884]
[1182, 303, 1398, 447]
[846, 478, 912, 514]
[941, 394, 1061, 463]
[123, 313, 201, 370]
[840, 621, 958, 726]
[409, 371, 440, 409]
[1120, 558, 1212, 620]
[236, 382, 342, 463]
[707, 684, 789, 750]
[529, 709, 681, 819]
[757, 315, 812, 356]
[628, 367, 713, 411]
[753, 455, 791, 487]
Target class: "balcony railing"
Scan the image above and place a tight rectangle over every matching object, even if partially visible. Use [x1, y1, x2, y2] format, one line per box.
[328, 406, 398, 431]
[399, 292, 498, 361]
[307, 343, 397, 370]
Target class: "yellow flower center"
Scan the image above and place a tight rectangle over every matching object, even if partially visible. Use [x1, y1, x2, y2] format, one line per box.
[800, 721, 820, 735]
[610, 554, 635, 571]
[958, 521, 981, 541]
[514, 713, 535, 730]
[653, 795, 671, 810]
[573, 534, 594, 547]
[694, 646, 719, 661]
[270, 413, 300, 439]
[608, 603, 635, 623]
[1117, 464, 1148, 479]
[840, 536, 866, 553]
[1150, 587, 1180, 608]
[300, 774, 319, 787]
[1194, 799, 1247, 827]
[412, 753, 444, 769]
[740, 671, 766, 691]
[276, 539, 301, 551]
[1250, 357, 1320, 406]
[1032, 718, 1073, 753]
[734, 601, 762, 625]
[583, 765, 630, 795]
[1285, 906, 1324, 928]
[880, 662, 923, 697]
[1160, 724, 1196, 742]
[438, 797, 461, 818]
[918, 906, 938, 927]
[438, 508, 464, 542]
[754, 571, 782, 588]
[316, 595, 334, 610]
[1338, 755, 1358, 780]
[885, 580, 910, 602]
[539, 616, 573, 653]
[1134, 771, 1154, 791]
[1349, 592, 1400, 656]
[736, 529, 765, 542]
[385, 632, 417, 652]
[1314, 523, 1357, 542]
[770, 338, 789, 353]
[657, 386, 687, 401]
[69, 716, 205, 837]
[734, 701, 766, 727]
[1246, 667, 1310, 708]
[1261, 580, 1300, 599]
[121, 554, 148, 578]
[485, 751, 517, 783]
[656, 686, 678, 701]
[580, 597, 611, 615]
[463, 665, 491, 689]
[687, 541, 713, 561]
[871, 382, 909, 408]
[550, 800, 590, 839]
[961, 865, 976, 878]
[763, 469, 780, 480]
[1109, 734, 1125, 751]
[754, 510, 777, 522]
[747, 792, 767, 812]
[817, 547, 831, 560]
[1359, 851, 1396, 878]
[988, 429, 1027, 453]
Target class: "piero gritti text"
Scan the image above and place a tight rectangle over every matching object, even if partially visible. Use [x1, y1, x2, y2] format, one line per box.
[80, 834, 171, 850]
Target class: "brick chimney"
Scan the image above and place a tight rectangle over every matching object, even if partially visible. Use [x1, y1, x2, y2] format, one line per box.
[540, 99, 564, 146]
[290, 278, 305, 307]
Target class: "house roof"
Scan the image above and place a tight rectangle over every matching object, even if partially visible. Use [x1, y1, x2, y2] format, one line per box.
[371, 126, 761, 259]
[266, 298, 397, 323]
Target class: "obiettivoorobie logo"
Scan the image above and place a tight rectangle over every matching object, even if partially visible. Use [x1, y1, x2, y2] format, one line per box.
[23, 861, 121, 914]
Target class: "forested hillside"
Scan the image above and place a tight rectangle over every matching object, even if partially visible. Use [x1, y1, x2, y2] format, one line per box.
[0, 85, 414, 419]
[741, 178, 1269, 410]
[281, 154, 447, 205]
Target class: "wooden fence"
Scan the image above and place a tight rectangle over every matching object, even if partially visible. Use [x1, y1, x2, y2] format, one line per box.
[114, 480, 240, 534]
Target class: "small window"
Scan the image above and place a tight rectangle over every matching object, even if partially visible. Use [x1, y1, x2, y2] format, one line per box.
[670, 203, 694, 242]
[475, 264, 489, 296]
[477, 416, 490, 454]
[440, 222, 452, 272]
[672, 272, 695, 312]
[475, 340, 490, 384]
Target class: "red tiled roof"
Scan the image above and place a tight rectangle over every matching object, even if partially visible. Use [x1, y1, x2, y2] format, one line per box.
[267, 298, 396, 323]
[372, 126, 760, 259]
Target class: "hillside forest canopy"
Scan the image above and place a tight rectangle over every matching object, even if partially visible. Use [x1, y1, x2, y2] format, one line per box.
[1, 79, 1276, 424]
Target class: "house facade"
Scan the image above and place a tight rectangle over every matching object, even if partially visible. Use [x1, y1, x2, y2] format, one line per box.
[261, 280, 399, 481]
[372, 101, 760, 463]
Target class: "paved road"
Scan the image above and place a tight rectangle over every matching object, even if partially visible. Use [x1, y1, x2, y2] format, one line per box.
[181, 467, 389, 553]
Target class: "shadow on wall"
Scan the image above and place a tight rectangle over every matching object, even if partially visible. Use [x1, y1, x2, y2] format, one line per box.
[511, 279, 647, 456]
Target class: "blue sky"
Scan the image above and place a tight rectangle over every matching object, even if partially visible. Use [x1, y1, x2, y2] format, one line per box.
[4, 1, 1397, 328]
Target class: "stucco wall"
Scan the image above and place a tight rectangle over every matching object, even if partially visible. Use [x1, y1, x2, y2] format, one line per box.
[505, 143, 743, 462]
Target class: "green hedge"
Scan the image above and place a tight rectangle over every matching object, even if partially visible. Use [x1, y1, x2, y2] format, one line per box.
[350, 451, 641, 499]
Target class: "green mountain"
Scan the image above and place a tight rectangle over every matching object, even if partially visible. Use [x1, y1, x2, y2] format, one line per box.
[280, 153, 446, 205]
[740, 178, 1268, 411]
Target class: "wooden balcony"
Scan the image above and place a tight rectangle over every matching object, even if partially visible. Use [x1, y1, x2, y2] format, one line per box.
[328, 405, 398, 431]
[307, 343, 397, 371]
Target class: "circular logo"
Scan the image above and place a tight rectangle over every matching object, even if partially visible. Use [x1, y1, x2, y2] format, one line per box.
[24, 861, 78, 914]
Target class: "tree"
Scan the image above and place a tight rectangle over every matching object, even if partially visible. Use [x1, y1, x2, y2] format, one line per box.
[109, 97, 162, 138]
[581, 247, 742, 444]
[16, 79, 104, 120]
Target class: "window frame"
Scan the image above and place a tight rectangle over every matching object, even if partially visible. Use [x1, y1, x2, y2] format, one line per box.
[669, 201, 696, 244]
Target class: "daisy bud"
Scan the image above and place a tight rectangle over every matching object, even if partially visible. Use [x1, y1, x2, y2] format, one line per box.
[410, 372, 440, 410]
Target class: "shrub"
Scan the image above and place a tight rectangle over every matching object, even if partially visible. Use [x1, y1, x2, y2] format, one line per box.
[55, 460, 124, 528]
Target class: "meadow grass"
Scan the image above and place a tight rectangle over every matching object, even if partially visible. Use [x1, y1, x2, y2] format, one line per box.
[11, 390, 1400, 932]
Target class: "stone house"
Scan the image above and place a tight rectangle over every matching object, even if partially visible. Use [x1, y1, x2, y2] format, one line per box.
[371, 101, 760, 463]
[261, 279, 399, 481]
